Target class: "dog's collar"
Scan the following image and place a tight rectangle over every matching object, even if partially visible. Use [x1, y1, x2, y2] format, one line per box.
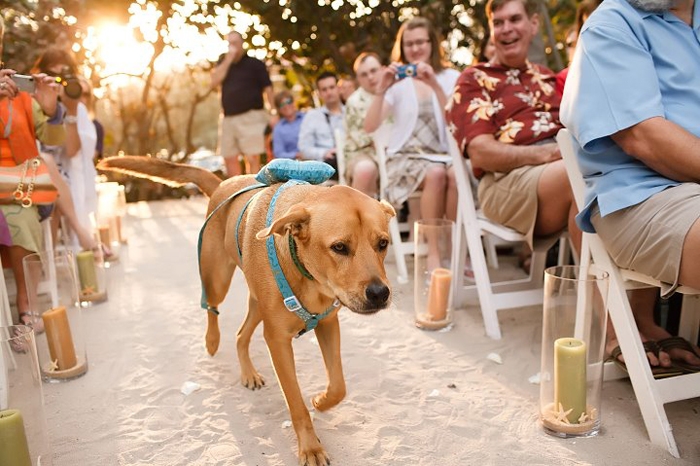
[288, 234, 313, 280]
[266, 180, 340, 337]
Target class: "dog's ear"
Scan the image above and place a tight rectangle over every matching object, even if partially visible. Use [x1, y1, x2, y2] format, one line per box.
[379, 200, 396, 219]
[256, 205, 310, 240]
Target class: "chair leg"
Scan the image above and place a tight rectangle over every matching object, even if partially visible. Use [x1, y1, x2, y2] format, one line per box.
[389, 217, 409, 285]
[597, 241, 680, 457]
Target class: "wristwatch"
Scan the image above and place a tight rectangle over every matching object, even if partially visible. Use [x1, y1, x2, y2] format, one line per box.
[64, 115, 78, 125]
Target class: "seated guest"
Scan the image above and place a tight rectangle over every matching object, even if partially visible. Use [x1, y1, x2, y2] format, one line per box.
[338, 75, 357, 104]
[343, 52, 382, 197]
[363, 16, 459, 226]
[298, 71, 344, 176]
[561, 0, 700, 369]
[446, 0, 580, 256]
[271, 90, 304, 160]
[0, 17, 66, 329]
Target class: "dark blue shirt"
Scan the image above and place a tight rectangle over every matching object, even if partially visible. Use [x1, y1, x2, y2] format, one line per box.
[219, 54, 272, 116]
[272, 112, 305, 159]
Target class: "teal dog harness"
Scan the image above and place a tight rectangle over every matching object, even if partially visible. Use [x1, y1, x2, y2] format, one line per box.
[197, 160, 338, 337]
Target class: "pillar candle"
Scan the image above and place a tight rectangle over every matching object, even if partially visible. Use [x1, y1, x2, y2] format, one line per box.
[0, 409, 32, 466]
[554, 337, 587, 423]
[116, 216, 126, 244]
[98, 225, 111, 247]
[76, 250, 99, 294]
[41, 306, 77, 370]
[426, 268, 452, 321]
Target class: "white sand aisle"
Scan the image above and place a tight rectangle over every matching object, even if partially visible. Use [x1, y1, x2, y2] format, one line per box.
[43, 197, 699, 465]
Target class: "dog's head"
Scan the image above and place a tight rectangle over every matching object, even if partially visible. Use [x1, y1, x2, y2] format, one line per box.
[256, 185, 395, 314]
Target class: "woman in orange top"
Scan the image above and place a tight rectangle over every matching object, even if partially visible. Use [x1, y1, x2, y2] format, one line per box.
[0, 17, 65, 329]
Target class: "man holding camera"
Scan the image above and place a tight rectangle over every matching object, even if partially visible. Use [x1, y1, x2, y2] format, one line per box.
[211, 31, 276, 177]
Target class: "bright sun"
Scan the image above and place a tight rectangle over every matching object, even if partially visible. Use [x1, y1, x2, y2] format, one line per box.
[81, 2, 271, 90]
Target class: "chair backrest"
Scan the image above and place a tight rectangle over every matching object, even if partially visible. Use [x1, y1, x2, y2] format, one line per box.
[334, 129, 347, 186]
[373, 123, 393, 203]
[556, 129, 587, 212]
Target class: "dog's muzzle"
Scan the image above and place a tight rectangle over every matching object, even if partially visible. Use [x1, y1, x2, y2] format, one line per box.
[364, 280, 391, 310]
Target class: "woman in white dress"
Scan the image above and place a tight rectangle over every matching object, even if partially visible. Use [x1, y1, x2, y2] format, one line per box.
[364, 16, 459, 224]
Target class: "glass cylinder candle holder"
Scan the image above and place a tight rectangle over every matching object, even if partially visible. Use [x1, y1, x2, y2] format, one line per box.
[76, 246, 108, 304]
[414, 219, 454, 330]
[96, 182, 122, 263]
[23, 250, 88, 382]
[0, 325, 52, 465]
[540, 265, 609, 438]
[116, 184, 128, 245]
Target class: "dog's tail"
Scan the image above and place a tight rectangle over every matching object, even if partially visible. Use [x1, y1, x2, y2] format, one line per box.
[97, 156, 222, 197]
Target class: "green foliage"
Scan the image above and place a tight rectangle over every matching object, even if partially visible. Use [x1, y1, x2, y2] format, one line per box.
[1, 0, 580, 161]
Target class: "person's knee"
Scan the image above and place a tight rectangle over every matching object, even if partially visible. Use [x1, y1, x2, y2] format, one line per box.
[353, 160, 378, 182]
[424, 165, 447, 190]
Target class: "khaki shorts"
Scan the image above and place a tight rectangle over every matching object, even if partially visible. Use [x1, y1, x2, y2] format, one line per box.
[0, 204, 42, 253]
[477, 164, 548, 249]
[590, 183, 700, 297]
[218, 109, 268, 158]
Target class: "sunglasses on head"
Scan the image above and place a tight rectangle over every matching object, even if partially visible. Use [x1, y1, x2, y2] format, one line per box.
[279, 97, 294, 108]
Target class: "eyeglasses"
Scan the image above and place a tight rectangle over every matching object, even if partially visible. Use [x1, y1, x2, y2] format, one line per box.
[403, 38, 430, 49]
[278, 97, 294, 108]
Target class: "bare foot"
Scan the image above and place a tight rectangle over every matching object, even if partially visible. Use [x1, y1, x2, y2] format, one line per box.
[636, 323, 700, 367]
[605, 334, 671, 369]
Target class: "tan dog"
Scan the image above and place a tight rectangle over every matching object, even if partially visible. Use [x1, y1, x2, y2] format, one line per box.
[97, 157, 395, 465]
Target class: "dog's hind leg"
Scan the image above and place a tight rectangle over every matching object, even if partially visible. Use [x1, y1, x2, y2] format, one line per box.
[202, 251, 236, 356]
[237, 295, 265, 389]
[311, 312, 346, 412]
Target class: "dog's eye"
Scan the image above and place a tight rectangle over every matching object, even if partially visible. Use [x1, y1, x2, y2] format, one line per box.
[378, 238, 389, 251]
[331, 243, 349, 255]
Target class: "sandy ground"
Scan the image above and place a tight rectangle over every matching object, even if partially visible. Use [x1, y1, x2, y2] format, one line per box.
[42, 197, 699, 466]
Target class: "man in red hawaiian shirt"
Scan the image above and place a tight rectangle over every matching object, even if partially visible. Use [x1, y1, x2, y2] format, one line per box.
[446, 0, 580, 251]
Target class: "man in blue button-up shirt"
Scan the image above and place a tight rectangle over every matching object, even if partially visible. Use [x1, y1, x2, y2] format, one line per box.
[298, 72, 344, 175]
[562, 0, 700, 368]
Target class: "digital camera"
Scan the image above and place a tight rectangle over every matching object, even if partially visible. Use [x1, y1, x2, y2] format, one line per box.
[56, 66, 82, 99]
[396, 64, 417, 80]
[11, 74, 35, 93]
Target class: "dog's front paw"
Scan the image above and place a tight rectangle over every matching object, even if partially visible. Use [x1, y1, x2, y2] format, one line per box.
[241, 370, 265, 390]
[298, 443, 330, 466]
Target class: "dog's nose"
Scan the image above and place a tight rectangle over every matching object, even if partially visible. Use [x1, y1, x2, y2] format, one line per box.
[365, 281, 390, 306]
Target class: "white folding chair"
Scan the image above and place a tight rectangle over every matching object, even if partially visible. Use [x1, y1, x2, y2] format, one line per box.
[0, 257, 12, 328]
[448, 132, 566, 340]
[557, 128, 700, 458]
[334, 129, 348, 186]
[373, 124, 416, 284]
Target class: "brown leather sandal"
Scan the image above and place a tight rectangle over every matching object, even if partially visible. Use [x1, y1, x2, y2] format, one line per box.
[656, 336, 700, 374]
[608, 341, 683, 379]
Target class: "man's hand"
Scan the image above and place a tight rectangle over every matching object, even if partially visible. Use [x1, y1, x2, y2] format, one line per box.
[538, 143, 562, 164]
[323, 148, 336, 161]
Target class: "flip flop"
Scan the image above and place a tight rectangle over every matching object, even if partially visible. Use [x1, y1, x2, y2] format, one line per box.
[607, 341, 684, 379]
[656, 336, 700, 374]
